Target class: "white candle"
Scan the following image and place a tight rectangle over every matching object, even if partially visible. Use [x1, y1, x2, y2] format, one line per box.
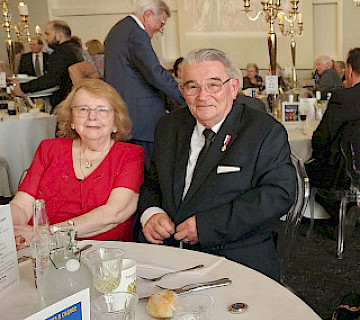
[298, 13, 303, 24]
[35, 25, 41, 35]
[278, 13, 284, 24]
[18, 2, 28, 16]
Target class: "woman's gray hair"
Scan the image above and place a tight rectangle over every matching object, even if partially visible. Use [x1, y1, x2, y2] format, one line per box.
[182, 48, 241, 80]
[133, 0, 171, 17]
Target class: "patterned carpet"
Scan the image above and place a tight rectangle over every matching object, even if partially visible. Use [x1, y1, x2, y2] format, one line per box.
[276, 218, 360, 319]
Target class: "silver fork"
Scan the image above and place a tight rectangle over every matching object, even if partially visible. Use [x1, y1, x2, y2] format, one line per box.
[138, 264, 204, 281]
[155, 277, 232, 294]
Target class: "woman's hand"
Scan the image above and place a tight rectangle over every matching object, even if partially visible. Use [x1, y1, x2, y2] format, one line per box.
[14, 224, 34, 251]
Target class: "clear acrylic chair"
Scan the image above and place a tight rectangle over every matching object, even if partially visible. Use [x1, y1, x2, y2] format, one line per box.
[308, 120, 360, 259]
[285, 152, 311, 237]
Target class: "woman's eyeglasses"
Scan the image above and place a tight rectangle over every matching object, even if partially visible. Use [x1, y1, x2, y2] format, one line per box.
[72, 106, 114, 118]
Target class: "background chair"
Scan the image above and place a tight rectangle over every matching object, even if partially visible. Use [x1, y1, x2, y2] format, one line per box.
[0, 157, 11, 197]
[68, 61, 100, 85]
[308, 119, 360, 259]
[285, 152, 311, 238]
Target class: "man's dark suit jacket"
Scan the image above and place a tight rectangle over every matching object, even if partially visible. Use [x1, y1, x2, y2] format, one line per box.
[104, 16, 185, 142]
[317, 68, 343, 100]
[307, 83, 360, 188]
[18, 52, 49, 77]
[20, 41, 83, 108]
[139, 100, 296, 280]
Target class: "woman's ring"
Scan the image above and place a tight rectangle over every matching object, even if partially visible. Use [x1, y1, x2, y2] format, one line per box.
[24, 241, 29, 247]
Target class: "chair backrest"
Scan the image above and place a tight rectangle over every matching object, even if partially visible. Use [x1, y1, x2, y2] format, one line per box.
[68, 61, 100, 85]
[339, 119, 360, 189]
[286, 152, 310, 233]
[236, 94, 267, 113]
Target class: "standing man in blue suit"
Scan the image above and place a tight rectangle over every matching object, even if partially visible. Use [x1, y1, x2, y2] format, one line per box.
[104, 0, 185, 168]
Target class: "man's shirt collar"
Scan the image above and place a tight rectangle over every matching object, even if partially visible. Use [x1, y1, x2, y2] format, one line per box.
[130, 14, 145, 30]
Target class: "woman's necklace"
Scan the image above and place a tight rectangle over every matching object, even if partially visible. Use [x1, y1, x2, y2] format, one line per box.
[80, 141, 111, 169]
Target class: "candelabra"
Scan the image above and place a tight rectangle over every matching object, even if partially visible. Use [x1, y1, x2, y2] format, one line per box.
[243, 0, 303, 88]
[278, 1, 303, 88]
[1, 1, 40, 77]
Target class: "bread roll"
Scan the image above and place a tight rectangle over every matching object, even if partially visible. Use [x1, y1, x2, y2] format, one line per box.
[146, 289, 178, 319]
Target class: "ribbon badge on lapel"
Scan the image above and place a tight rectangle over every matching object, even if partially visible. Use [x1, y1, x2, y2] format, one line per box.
[221, 134, 231, 152]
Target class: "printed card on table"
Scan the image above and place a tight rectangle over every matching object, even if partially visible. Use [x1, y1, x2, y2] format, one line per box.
[282, 102, 300, 122]
[0, 204, 20, 298]
[25, 288, 90, 320]
[265, 75, 279, 94]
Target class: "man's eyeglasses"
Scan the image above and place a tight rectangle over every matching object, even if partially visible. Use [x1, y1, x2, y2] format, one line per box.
[155, 16, 165, 27]
[183, 78, 232, 96]
[72, 106, 114, 118]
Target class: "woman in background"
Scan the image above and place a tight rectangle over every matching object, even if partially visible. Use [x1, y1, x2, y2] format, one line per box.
[242, 63, 263, 90]
[86, 39, 105, 78]
[171, 57, 184, 82]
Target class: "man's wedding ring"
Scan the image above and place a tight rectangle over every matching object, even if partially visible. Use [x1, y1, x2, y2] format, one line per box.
[24, 240, 29, 247]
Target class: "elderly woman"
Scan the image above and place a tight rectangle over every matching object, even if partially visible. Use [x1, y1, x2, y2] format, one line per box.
[242, 63, 263, 90]
[11, 78, 144, 250]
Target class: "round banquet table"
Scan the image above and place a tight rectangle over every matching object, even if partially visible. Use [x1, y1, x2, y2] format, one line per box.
[0, 110, 56, 196]
[5, 240, 321, 320]
[283, 120, 319, 162]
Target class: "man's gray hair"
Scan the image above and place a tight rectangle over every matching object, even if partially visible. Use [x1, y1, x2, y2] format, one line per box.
[134, 0, 171, 17]
[182, 48, 241, 80]
[316, 55, 333, 69]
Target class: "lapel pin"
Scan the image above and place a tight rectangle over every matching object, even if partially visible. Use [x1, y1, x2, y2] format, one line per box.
[221, 134, 231, 152]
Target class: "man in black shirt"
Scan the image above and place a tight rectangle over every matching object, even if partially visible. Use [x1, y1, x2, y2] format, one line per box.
[11, 20, 82, 108]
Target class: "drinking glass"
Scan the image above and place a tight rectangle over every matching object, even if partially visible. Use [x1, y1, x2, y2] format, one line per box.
[86, 248, 124, 294]
[91, 292, 137, 320]
[172, 294, 214, 320]
[299, 111, 308, 134]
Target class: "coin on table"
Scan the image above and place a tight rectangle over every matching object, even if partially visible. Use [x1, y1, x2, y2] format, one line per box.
[227, 302, 249, 313]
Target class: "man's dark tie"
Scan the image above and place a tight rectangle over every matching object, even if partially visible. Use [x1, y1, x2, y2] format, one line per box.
[193, 129, 216, 177]
[34, 54, 41, 76]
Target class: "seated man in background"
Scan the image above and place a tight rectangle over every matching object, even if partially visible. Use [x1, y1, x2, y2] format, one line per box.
[10, 20, 83, 109]
[306, 48, 360, 202]
[138, 48, 296, 281]
[18, 38, 49, 77]
[315, 55, 343, 99]
[334, 60, 346, 83]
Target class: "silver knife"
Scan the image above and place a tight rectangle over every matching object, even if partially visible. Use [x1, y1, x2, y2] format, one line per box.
[139, 277, 232, 301]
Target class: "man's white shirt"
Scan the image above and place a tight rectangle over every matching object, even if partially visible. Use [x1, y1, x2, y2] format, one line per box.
[140, 118, 225, 227]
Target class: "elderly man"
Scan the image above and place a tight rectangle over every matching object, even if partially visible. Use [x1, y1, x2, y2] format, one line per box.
[315, 55, 343, 99]
[11, 20, 82, 108]
[307, 48, 360, 194]
[18, 38, 49, 77]
[104, 0, 185, 168]
[138, 48, 296, 281]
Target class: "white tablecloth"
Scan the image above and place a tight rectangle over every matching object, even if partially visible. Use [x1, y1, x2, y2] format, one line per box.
[3, 241, 321, 320]
[283, 120, 319, 161]
[0, 110, 56, 196]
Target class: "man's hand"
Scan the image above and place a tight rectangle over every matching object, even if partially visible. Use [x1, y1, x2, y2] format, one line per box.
[174, 216, 198, 245]
[143, 213, 175, 244]
[10, 80, 26, 98]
